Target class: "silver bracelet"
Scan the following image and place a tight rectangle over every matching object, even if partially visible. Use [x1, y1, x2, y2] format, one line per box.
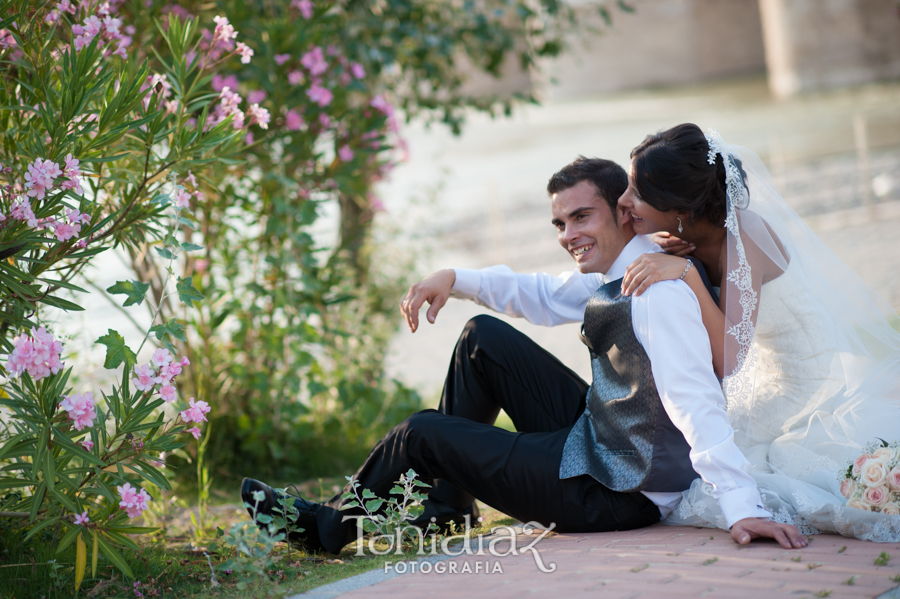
[679, 258, 693, 280]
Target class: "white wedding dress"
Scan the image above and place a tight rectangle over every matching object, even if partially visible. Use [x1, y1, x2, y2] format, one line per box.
[665, 258, 900, 541]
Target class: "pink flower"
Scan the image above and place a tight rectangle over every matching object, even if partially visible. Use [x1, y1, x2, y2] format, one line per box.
[117, 483, 151, 519]
[847, 498, 871, 511]
[152, 348, 173, 368]
[53, 221, 80, 242]
[181, 356, 190, 367]
[159, 384, 176, 403]
[132, 364, 156, 392]
[211, 74, 240, 93]
[888, 466, 900, 491]
[74, 511, 89, 526]
[84, 15, 102, 36]
[338, 145, 354, 162]
[307, 82, 333, 107]
[287, 70, 304, 86]
[862, 459, 889, 487]
[285, 110, 304, 131]
[66, 208, 90, 224]
[292, 0, 313, 19]
[175, 189, 192, 209]
[160, 359, 183, 381]
[10, 197, 38, 228]
[63, 154, 81, 178]
[212, 16, 237, 42]
[236, 42, 253, 64]
[370, 95, 393, 116]
[864, 485, 889, 508]
[187, 426, 202, 440]
[300, 47, 327, 76]
[318, 113, 331, 128]
[883, 502, 900, 516]
[24, 158, 62, 200]
[275, 53, 291, 65]
[60, 392, 97, 431]
[7, 326, 64, 381]
[81, 439, 95, 451]
[245, 132, 254, 144]
[350, 62, 365, 79]
[840, 478, 855, 499]
[0, 29, 15, 49]
[180, 398, 211, 424]
[247, 104, 270, 129]
[247, 90, 267, 104]
[852, 453, 871, 476]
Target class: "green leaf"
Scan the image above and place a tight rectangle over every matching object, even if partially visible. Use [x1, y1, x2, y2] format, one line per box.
[150, 319, 186, 342]
[106, 280, 150, 307]
[154, 247, 174, 260]
[97, 534, 134, 578]
[180, 242, 203, 252]
[55, 523, 82, 552]
[50, 488, 79, 513]
[96, 330, 136, 370]
[175, 276, 204, 306]
[364, 499, 385, 513]
[23, 516, 62, 543]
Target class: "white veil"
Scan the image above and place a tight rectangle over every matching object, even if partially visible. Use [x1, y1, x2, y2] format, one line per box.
[665, 130, 900, 541]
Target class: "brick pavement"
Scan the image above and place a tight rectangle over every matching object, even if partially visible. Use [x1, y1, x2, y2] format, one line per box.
[326, 525, 900, 599]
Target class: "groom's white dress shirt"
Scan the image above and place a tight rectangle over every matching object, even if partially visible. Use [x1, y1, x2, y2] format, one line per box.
[449, 234, 772, 527]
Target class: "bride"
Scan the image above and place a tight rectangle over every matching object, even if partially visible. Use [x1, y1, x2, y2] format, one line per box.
[617, 123, 900, 541]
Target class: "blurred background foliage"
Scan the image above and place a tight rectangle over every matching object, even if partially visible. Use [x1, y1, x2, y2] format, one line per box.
[96, 0, 630, 487]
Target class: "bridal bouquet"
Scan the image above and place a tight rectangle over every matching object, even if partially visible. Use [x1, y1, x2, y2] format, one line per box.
[841, 441, 900, 514]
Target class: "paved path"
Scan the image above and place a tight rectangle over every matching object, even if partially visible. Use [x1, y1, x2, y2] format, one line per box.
[301, 525, 900, 599]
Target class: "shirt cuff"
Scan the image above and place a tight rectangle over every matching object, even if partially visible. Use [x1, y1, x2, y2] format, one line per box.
[718, 486, 773, 528]
[449, 268, 481, 300]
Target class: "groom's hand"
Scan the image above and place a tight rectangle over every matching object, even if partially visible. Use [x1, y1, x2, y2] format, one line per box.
[400, 269, 456, 333]
[731, 518, 808, 549]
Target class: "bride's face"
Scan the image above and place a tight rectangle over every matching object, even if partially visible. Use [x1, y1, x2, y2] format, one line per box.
[618, 163, 680, 236]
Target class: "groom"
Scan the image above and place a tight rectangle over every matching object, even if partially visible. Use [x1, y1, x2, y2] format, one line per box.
[242, 156, 806, 553]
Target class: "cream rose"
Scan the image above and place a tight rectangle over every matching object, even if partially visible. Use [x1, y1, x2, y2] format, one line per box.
[862, 459, 889, 487]
[840, 478, 856, 499]
[853, 454, 872, 476]
[873, 447, 895, 461]
[881, 502, 900, 516]
[864, 485, 890, 508]
[848, 498, 872, 511]
[888, 467, 900, 492]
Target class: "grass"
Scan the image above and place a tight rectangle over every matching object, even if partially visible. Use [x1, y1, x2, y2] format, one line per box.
[1, 493, 516, 599]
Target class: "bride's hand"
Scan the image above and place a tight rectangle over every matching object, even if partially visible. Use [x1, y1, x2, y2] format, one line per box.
[650, 231, 695, 257]
[622, 253, 691, 297]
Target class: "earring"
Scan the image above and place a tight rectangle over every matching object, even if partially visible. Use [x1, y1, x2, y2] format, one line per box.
[677, 217, 683, 234]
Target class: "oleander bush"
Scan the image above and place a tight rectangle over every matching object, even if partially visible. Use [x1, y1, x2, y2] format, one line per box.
[0, 0, 629, 586]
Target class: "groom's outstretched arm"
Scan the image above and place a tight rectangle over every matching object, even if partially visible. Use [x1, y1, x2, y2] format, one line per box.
[400, 265, 600, 333]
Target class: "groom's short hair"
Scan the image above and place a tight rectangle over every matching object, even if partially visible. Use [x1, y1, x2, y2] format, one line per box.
[547, 157, 628, 215]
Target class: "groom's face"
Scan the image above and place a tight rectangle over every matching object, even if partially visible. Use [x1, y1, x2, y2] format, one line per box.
[551, 180, 631, 274]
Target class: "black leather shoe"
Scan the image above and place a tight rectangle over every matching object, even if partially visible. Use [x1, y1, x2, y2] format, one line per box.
[240, 478, 324, 552]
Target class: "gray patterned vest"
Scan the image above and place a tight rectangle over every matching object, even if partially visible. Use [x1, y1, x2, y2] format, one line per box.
[559, 278, 700, 493]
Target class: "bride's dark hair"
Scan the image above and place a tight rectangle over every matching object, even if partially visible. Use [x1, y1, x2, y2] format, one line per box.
[630, 123, 728, 226]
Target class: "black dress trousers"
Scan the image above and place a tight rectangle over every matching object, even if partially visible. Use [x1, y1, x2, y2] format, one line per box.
[315, 315, 660, 554]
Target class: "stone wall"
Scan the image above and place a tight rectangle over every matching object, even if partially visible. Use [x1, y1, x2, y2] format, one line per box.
[760, 0, 900, 97]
